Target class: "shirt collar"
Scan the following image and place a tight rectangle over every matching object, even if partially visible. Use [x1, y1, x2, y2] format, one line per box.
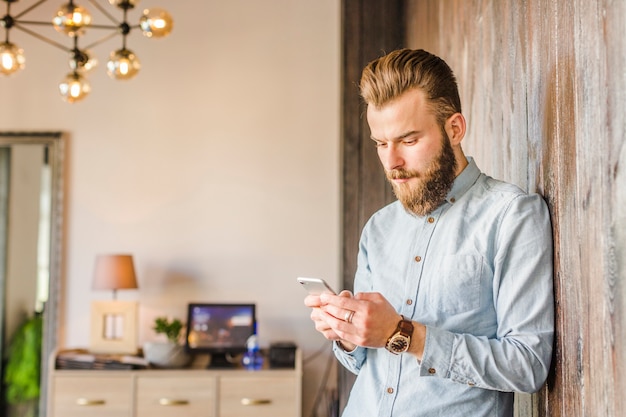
[445, 157, 480, 204]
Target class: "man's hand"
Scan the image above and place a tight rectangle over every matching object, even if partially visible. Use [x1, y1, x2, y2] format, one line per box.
[306, 291, 426, 359]
[319, 291, 400, 349]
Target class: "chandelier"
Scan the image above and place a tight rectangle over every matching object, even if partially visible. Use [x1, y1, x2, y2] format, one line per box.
[0, 0, 173, 103]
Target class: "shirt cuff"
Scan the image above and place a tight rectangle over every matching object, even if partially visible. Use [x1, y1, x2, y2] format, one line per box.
[332, 340, 367, 370]
[334, 340, 357, 354]
[418, 325, 454, 378]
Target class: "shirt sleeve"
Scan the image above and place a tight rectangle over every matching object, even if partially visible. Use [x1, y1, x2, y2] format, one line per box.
[332, 341, 367, 375]
[418, 193, 554, 393]
[332, 221, 375, 375]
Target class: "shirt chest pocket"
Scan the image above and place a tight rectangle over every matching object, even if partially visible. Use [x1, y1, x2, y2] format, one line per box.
[425, 254, 484, 315]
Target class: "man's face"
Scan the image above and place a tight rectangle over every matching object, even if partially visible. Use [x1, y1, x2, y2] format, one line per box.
[366, 88, 458, 216]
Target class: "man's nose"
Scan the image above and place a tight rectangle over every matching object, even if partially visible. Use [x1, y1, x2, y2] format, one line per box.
[382, 144, 404, 170]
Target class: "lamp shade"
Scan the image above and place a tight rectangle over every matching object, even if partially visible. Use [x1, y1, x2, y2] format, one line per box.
[93, 254, 138, 291]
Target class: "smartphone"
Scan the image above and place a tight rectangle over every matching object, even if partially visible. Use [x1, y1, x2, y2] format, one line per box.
[297, 277, 337, 295]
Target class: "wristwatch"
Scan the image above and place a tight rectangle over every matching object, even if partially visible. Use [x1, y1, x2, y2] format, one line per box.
[385, 315, 413, 354]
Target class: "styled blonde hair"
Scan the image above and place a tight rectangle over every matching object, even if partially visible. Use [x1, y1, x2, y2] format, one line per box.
[360, 49, 462, 127]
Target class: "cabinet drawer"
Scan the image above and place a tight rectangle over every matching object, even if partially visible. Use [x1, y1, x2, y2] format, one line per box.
[51, 375, 132, 417]
[219, 375, 299, 417]
[136, 375, 217, 417]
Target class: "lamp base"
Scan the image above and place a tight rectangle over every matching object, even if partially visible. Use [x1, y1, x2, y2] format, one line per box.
[90, 300, 138, 354]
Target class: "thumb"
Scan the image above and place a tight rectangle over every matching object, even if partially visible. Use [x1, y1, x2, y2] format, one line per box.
[338, 290, 353, 298]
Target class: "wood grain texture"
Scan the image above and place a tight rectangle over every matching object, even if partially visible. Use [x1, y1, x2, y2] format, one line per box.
[404, 1, 626, 416]
[340, 0, 406, 412]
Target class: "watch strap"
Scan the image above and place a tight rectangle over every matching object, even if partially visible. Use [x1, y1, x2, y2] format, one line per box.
[396, 316, 413, 335]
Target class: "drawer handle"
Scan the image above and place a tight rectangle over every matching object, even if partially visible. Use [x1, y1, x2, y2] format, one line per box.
[159, 398, 190, 406]
[241, 398, 272, 406]
[76, 398, 106, 406]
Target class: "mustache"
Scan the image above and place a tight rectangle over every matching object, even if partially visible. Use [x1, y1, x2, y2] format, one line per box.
[387, 168, 420, 180]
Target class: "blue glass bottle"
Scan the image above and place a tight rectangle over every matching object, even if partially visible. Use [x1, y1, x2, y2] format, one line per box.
[242, 334, 263, 370]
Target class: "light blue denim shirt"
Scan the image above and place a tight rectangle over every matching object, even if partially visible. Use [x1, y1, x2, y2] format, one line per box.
[334, 158, 554, 417]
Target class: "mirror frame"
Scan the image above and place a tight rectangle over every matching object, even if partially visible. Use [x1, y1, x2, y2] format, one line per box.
[0, 131, 65, 416]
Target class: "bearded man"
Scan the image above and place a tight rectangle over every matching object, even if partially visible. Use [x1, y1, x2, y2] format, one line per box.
[304, 49, 554, 417]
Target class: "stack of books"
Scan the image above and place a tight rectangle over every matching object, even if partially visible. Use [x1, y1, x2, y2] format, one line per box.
[55, 349, 149, 370]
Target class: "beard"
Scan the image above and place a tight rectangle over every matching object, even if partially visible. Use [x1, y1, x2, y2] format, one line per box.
[386, 132, 457, 216]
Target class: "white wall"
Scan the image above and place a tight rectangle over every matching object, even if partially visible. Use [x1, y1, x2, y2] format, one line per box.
[0, 1, 340, 414]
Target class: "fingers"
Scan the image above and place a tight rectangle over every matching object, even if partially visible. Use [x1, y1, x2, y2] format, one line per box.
[305, 293, 352, 342]
[305, 290, 356, 307]
[309, 307, 342, 341]
[319, 292, 359, 320]
[320, 292, 353, 307]
[303, 294, 322, 308]
[311, 301, 370, 347]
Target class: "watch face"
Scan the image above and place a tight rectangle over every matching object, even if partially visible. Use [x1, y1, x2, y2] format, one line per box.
[388, 335, 409, 353]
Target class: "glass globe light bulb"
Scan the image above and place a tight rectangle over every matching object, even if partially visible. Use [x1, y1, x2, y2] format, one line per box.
[106, 48, 140, 80]
[59, 72, 91, 103]
[69, 48, 97, 73]
[52, 3, 92, 37]
[139, 8, 173, 38]
[108, 0, 140, 9]
[0, 42, 25, 76]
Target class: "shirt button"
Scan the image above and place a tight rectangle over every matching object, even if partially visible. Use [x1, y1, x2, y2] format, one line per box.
[428, 368, 436, 374]
[450, 197, 456, 203]
[414, 256, 422, 262]
[468, 381, 475, 386]
[427, 217, 435, 223]
[406, 299, 413, 305]
[387, 387, 394, 394]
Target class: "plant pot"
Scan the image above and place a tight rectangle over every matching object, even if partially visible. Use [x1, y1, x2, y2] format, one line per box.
[143, 341, 191, 369]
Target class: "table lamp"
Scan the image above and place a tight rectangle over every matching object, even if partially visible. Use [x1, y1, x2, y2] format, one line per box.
[90, 254, 139, 354]
[92, 254, 138, 299]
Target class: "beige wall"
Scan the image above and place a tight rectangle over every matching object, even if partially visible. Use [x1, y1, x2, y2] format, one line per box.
[406, 1, 626, 416]
[0, 1, 340, 415]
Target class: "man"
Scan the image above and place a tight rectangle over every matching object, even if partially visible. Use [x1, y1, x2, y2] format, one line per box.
[304, 49, 554, 416]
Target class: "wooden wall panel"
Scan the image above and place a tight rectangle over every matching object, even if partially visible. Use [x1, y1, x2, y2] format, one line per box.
[340, 0, 405, 412]
[404, 1, 626, 416]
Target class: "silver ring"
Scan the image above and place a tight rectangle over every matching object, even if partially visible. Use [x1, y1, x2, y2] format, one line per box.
[344, 310, 355, 324]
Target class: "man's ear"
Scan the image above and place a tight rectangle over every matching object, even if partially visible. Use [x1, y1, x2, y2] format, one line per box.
[445, 113, 466, 145]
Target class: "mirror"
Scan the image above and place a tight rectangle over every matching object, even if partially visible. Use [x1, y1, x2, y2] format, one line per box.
[0, 132, 65, 417]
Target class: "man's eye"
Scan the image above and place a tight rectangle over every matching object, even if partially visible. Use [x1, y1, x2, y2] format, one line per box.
[403, 139, 417, 145]
[374, 141, 387, 148]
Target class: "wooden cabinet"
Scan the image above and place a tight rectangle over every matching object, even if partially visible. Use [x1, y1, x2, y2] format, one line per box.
[220, 375, 300, 417]
[51, 374, 133, 417]
[135, 375, 217, 417]
[48, 351, 302, 417]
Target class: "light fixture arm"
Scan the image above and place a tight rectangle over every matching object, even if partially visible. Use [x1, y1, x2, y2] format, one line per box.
[12, 0, 46, 20]
[121, 17, 127, 48]
[1, 18, 12, 42]
[1, 1, 14, 42]
[86, 0, 117, 24]
[13, 21, 69, 52]
[82, 27, 116, 49]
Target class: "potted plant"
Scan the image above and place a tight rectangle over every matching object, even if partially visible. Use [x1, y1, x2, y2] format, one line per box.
[153, 316, 183, 343]
[4, 314, 42, 417]
[143, 317, 191, 368]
